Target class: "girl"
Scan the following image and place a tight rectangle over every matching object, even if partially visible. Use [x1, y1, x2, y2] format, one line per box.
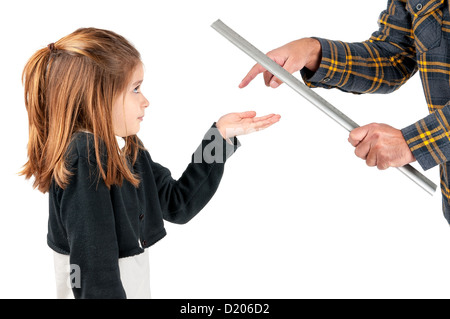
[20, 27, 280, 299]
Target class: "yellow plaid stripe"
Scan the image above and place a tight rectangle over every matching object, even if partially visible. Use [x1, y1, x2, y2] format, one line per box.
[303, 0, 450, 204]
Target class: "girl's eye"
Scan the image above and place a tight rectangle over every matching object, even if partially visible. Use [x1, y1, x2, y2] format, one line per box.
[133, 85, 140, 93]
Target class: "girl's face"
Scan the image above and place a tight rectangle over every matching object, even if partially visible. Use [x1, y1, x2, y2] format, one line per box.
[112, 63, 149, 137]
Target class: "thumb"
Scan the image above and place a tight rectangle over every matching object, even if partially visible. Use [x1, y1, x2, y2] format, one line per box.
[239, 111, 257, 119]
[348, 126, 368, 147]
[269, 56, 304, 88]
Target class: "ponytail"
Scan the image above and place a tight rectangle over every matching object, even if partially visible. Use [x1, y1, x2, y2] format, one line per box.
[20, 46, 53, 191]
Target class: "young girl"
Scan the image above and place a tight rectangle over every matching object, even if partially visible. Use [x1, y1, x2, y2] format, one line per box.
[20, 28, 280, 299]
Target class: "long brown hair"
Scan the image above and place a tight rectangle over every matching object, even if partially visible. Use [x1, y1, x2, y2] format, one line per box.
[20, 27, 144, 193]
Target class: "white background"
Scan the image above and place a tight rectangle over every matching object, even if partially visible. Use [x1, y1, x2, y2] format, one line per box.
[1, 0, 449, 299]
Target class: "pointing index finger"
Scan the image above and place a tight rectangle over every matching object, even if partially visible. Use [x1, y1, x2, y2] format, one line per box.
[239, 63, 267, 88]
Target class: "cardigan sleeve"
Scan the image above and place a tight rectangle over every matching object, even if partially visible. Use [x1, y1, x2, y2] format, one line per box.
[151, 123, 240, 224]
[300, 0, 417, 94]
[59, 154, 126, 299]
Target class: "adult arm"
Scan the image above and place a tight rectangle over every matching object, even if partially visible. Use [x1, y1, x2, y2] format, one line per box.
[240, 0, 417, 94]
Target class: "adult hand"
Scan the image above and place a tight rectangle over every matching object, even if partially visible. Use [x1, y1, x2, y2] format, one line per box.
[239, 38, 322, 89]
[348, 123, 416, 170]
[216, 111, 281, 139]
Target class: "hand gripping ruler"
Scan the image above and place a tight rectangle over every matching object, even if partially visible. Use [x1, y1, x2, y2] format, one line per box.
[211, 19, 437, 195]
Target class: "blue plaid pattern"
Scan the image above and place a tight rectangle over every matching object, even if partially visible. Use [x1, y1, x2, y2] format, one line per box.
[301, 0, 450, 223]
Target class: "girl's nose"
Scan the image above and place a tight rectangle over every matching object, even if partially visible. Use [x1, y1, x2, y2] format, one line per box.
[142, 95, 150, 108]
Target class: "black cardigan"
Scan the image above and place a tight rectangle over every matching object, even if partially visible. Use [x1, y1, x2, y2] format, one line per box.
[47, 123, 240, 299]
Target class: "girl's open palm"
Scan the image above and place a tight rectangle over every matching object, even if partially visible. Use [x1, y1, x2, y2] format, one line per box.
[216, 111, 281, 139]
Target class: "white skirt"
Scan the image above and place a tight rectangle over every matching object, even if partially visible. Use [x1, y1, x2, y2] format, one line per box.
[53, 249, 151, 299]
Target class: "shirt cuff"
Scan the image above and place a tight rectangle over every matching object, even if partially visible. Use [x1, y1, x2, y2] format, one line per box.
[192, 123, 241, 164]
[300, 37, 348, 89]
[401, 108, 450, 170]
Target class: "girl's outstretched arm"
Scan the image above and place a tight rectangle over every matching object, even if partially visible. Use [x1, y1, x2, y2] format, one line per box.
[149, 112, 280, 224]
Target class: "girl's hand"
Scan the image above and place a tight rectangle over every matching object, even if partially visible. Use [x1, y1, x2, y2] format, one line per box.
[216, 111, 281, 139]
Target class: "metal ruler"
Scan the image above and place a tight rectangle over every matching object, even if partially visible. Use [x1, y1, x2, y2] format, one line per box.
[211, 19, 437, 195]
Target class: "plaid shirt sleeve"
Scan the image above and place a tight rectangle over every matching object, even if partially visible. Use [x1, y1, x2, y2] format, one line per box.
[402, 106, 450, 170]
[301, 0, 417, 94]
[301, 0, 450, 171]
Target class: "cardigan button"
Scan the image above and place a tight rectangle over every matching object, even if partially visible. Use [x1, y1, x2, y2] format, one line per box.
[142, 240, 147, 246]
[139, 214, 144, 221]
